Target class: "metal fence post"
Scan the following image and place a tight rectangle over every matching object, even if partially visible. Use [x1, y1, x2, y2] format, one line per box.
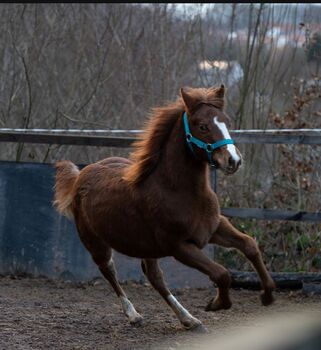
[210, 167, 217, 193]
[210, 167, 217, 260]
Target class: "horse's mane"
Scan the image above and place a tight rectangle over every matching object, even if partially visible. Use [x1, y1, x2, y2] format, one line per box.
[123, 87, 225, 185]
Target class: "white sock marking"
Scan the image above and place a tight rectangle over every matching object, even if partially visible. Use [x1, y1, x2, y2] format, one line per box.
[120, 296, 142, 323]
[213, 117, 241, 162]
[167, 294, 201, 328]
[168, 295, 193, 318]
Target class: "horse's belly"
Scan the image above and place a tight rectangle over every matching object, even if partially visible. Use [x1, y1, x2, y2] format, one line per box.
[91, 211, 166, 258]
[103, 228, 166, 259]
[110, 242, 167, 259]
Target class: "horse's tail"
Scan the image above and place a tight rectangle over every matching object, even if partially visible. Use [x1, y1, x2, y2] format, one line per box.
[53, 161, 80, 219]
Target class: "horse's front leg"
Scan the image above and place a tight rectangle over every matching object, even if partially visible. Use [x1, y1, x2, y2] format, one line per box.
[210, 215, 276, 306]
[173, 242, 232, 312]
[141, 259, 207, 332]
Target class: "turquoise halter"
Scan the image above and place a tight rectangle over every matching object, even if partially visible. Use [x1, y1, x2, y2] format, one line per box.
[183, 112, 234, 167]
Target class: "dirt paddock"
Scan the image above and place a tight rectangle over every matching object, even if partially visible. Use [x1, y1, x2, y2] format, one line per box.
[1, 276, 321, 350]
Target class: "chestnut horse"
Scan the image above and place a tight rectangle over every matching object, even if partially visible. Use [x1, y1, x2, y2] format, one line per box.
[54, 86, 275, 332]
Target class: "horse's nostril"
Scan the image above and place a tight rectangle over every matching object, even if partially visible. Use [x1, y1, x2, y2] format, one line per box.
[228, 157, 235, 168]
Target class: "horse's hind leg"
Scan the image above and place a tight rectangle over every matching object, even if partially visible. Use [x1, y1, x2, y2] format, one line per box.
[210, 215, 276, 307]
[98, 257, 143, 325]
[141, 259, 207, 332]
[77, 224, 143, 325]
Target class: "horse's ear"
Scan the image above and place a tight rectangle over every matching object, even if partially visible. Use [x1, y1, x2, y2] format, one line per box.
[216, 84, 225, 98]
[180, 87, 199, 113]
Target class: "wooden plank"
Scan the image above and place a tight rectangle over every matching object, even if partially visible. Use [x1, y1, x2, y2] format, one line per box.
[232, 133, 321, 145]
[230, 270, 321, 290]
[1, 128, 321, 135]
[221, 208, 321, 222]
[0, 129, 321, 146]
[0, 128, 143, 133]
[0, 132, 136, 147]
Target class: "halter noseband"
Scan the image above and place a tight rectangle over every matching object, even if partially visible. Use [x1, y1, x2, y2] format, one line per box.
[183, 112, 234, 167]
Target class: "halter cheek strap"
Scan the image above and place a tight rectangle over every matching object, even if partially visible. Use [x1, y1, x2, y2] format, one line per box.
[183, 112, 234, 167]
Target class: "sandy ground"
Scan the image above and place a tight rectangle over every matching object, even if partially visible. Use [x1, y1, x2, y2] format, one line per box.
[1, 276, 321, 350]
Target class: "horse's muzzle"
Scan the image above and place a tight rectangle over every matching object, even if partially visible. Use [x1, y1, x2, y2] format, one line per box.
[213, 148, 242, 175]
[225, 156, 242, 174]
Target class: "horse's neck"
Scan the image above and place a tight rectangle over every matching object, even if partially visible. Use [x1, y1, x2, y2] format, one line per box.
[157, 117, 210, 192]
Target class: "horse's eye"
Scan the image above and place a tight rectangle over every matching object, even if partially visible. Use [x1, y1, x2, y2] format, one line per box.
[199, 124, 208, 132]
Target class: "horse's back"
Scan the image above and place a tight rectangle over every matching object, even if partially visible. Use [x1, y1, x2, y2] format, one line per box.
[75, 156, 131, 195]
[77, 156, 131, 181]
[97, 156, 132, 167]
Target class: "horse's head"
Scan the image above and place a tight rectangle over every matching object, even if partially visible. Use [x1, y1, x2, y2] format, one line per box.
[180, 85, 242, 175]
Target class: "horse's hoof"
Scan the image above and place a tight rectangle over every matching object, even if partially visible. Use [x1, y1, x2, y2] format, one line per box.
[260, 291, 275, 306]
[184, 320, 208, 334]
[129, 314, 144, 327]
[182, 317, 207, 333]
[188, 323, 209, 334]
[205, 298, 232, 312]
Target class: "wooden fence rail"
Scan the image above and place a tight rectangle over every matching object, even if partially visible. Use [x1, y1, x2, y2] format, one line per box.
[1, 128, 321, 146]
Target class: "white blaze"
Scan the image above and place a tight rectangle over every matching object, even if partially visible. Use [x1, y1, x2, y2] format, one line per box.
[213, 117, 241, 162]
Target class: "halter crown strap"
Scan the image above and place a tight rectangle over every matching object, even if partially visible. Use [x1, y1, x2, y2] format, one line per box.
[183, 112, 234, 166]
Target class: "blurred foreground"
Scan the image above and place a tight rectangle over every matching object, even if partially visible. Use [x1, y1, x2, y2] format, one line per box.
[186, 312, 321, 350]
